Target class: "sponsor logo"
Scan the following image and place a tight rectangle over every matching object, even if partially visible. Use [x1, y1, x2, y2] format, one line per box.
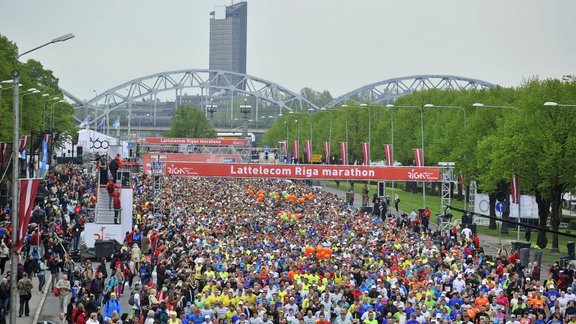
[221, 158, 236, 163]
[408, 169, 428, 180]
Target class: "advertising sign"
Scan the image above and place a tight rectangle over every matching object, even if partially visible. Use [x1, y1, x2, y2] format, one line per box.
[139, 137, 248, 146]
[143, 153, 242, 174]
[163, 162, 441, 181]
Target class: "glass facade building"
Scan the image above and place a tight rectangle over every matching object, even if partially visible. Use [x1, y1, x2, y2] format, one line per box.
[209, 2, 247, 88]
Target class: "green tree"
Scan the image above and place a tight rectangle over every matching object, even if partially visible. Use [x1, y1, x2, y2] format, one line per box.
[0, 34, 76, 143]
[166, 104, 217, 138]
[299, 87, 333, 107]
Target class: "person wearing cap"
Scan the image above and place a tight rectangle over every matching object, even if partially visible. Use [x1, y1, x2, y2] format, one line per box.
[546, 284, 561, 308]
[103, 291, 122, 319]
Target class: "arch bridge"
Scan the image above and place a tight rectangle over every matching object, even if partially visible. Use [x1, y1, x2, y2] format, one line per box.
[325, 75, 496, 108]
[68, 69, 319, 134]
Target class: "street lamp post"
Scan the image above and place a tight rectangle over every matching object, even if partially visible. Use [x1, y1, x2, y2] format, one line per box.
[0, 80, 15, 110]
[387, 104, 425, 207]
[21, 88, 40, 129]
[472, 103, 519, 111]
[544, 101, 576, 108]
[473, 102, 520, 239]
[207, 99, 218, 119]
[424, 104, 467, 128]
[51, 99, 67, 130]
[239, 98, 252, 139]
[10, 32, 74, 324]
[319, 108, 333, 162]
[424, 104, 467, 211]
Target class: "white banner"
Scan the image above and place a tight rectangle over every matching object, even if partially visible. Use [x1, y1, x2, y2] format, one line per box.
[474, 193, 539, 222]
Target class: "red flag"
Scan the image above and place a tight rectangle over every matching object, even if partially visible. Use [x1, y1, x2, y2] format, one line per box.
[293, 140, 300, 162]
[362, 142, 370, 166]
[324, 142, 331, 164]
[19, 135, 29, 153]
[13, 178, 41, 252]
[384, 144, 394, 166]
[305, 140, 312, 163]
[340, 142, 348, 165]
[0, 143, 10, 167]
[413, 148, 423, 167]
[511, 174, 520, 204]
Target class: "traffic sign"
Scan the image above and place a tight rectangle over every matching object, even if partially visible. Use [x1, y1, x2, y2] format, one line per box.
[496, 201, 506, 213]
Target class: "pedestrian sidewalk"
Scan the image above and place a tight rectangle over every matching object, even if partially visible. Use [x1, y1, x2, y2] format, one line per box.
[1, 266, 50, 324]
[38, 268, 134, 323]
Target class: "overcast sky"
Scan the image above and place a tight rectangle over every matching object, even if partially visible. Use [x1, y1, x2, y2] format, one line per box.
[1, 0, 574, 101]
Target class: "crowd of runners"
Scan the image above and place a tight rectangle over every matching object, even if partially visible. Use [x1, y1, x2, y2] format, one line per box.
[2, 164, 576, 324]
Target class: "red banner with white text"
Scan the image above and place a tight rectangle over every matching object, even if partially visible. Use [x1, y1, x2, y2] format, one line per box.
[138, 137, 248, 146]
[143, 153, 241, 174]
[164, 162, 441, 181]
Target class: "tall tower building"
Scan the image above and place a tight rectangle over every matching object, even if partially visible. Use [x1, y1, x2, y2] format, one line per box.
[209, 2, 247, 79]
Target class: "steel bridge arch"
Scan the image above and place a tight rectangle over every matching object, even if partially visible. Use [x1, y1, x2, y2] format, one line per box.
[325, 75, 496, 108]
[72, 69, 319, 122]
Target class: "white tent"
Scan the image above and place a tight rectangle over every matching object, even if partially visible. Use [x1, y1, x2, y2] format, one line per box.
[56, 129, 130, 159]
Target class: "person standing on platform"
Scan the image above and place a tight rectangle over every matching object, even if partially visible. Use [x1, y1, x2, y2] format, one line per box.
[113, 192, 121, 224]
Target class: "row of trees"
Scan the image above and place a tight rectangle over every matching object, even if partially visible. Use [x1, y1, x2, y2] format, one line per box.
[0, 34, 76, 142]
[262, 77, 576, 250]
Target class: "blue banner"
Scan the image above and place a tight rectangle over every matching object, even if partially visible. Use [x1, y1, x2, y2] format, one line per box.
[41, 140, 47, 172]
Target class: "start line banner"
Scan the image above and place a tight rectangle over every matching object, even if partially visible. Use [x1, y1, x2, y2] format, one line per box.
[165, 162, 441, 181]
[138, 137, 248, 146]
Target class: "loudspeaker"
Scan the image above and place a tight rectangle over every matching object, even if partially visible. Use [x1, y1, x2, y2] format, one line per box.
[94, 240, 117, 260]
[76, 146, 83, 157]
[568, 241, 575, 260]
[378, 181, 386, 197]
[519, 248, 530, 267]
[119, 171, 131, 186]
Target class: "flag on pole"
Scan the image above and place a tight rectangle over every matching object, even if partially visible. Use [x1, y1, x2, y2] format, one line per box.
[19, 136, 29, 153]
[324, 142, 331, 164]
[340, 142, 348, 165]
[13, 178, 42, 252]
[97, 118, 106, 130]
[305, 140, 312, 163]
[362, 142, 370, 166]
[413, 148, 423, 167]
[0, 143, 9, 167]
[79, 117, 90, 128]
[293, 140, 300, 162]
[384, 144, 394, 166]
[511, 174, 520, 204]
[113, 117, 120, 129]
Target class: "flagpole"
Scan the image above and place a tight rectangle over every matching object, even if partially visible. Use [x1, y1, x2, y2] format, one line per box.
[517, 175, 521, 241]
[10, 68, 20, 324]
